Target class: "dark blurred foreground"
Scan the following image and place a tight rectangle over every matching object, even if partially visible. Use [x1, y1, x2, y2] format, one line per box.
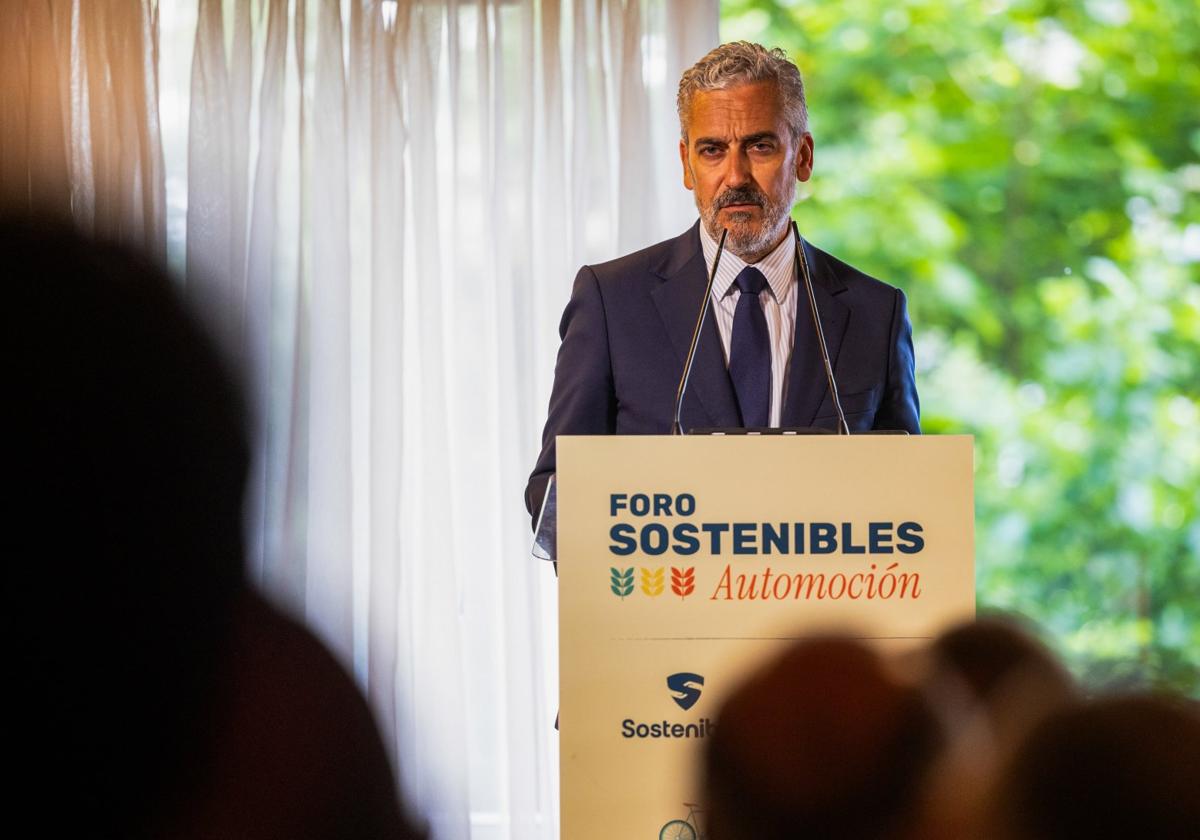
[5, 218, 425, 839]
[703, 616, 1200, 840]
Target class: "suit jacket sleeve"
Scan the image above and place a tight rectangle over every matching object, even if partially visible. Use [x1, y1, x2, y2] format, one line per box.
[525, 265, 618, 527]
[872, 287, 920, 434]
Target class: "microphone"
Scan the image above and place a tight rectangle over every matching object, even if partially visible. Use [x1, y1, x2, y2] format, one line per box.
[792, 220, 850, 435]
[672, 228, 728, 435]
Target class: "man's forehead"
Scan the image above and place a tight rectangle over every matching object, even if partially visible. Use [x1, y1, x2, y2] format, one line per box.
[686, 81, 786, 138]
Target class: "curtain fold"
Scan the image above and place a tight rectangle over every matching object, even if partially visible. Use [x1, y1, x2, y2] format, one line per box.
[0, 0, 165, 256]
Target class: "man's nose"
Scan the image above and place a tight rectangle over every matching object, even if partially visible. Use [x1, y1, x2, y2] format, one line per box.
[723, 148, 752, 187]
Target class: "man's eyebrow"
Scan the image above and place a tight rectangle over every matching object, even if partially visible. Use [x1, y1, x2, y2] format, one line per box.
[741, 131, 781, 145]
[692, 132, 781, 148]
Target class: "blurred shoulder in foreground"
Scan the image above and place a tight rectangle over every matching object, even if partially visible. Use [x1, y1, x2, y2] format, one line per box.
[5, 218, 425, 839]
[987, 692, 1200, 840]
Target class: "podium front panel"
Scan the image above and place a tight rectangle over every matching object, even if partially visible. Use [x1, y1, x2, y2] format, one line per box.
[557, 435, 974, 839]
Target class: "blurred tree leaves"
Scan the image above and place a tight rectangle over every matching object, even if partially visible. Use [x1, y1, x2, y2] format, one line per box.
[722, 0, 1200, 693]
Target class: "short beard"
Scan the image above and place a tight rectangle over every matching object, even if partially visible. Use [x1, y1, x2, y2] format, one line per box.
[695, 177, 796, 263]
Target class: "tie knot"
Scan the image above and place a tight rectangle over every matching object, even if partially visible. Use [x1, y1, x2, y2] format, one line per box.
[735, 266, 767, 296]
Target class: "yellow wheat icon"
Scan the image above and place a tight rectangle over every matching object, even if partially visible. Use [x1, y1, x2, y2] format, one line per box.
[640, 567, 665, 597]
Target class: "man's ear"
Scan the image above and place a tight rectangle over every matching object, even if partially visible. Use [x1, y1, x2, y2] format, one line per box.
[680, 140, 694, 191]
[795, 133, 814, 183]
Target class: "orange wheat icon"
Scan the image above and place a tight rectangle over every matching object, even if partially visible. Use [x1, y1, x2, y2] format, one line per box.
[671, 567, 695, 599]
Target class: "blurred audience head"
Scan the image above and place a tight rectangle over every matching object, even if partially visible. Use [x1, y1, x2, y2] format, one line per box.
[7, 215, 249, 580]
[912, 615, 1080, 838]
[987, 693, 1200, 839]
[704, 636, 944, 840]
[920, 613, 1079, 765]
[927, 614, 1077, 712]
[6, 216, 248, 833]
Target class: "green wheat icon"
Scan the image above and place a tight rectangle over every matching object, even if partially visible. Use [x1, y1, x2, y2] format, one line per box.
[610, 567, 634, 599]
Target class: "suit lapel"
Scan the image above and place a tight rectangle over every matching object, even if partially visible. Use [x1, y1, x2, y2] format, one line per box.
[782, 238, 850, 427]
[650, 225, 741, 430]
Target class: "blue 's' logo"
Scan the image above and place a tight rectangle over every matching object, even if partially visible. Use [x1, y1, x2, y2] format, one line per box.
[667, 672, 705, 711]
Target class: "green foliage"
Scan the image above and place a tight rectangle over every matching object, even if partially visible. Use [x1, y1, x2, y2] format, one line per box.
[723, 0, 1200, 694]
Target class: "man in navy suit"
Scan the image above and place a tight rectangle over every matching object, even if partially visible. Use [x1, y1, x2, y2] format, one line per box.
[526, 42, 919, 523]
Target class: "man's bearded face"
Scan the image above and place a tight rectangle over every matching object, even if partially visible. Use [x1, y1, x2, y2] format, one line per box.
[680, 81, 813, 262]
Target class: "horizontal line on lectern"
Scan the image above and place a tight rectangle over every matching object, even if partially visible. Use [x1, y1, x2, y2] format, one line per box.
[613, 635, 935, 642]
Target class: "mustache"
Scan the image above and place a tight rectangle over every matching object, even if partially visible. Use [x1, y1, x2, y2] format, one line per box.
[713, 187, 766, 210]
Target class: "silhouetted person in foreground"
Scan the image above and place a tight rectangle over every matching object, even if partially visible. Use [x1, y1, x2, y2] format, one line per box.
[913, 615, 1080, 839]
[927, 615, 1077, 710]
[6, 219, 424, 839]
[986, 693, 1200, 839]
[703, 637, 944, 840]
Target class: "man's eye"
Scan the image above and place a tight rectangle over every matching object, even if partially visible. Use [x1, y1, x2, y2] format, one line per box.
[750, 142, 775, 153]
[698, 146, 722, 157]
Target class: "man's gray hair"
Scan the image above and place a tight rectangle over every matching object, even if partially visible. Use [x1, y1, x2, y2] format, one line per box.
[677, 41, 808, 142]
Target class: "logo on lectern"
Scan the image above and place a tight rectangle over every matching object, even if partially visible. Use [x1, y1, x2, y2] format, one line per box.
[608, 566, 696, 600]
[621, 673, 713, 739]
[666, 672, 705, 710]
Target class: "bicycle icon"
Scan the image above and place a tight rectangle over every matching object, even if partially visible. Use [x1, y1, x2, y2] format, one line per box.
[659, 802, 705, 840]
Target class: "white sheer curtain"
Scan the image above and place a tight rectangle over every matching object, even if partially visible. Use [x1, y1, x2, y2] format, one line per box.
[10, 0, 717, 837]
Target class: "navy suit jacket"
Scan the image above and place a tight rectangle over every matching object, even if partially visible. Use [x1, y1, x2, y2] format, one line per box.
[525, 222, 920, 521]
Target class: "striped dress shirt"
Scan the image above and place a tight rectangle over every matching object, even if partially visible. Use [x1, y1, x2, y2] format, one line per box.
[698, 222, 798, 427]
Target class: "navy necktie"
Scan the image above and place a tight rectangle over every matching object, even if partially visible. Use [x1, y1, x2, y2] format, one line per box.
[729, 266, 770, 427]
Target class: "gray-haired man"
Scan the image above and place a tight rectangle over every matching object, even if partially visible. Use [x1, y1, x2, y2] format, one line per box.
[526, 42, 920, 524]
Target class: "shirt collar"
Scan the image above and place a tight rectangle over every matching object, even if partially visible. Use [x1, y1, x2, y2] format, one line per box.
[698, 220, 796, 303]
